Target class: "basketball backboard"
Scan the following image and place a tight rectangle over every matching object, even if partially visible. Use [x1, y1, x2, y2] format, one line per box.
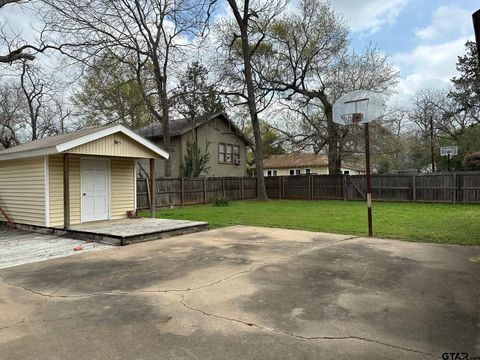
[333, 90, 384, 125]
[440, 146, 458, 157]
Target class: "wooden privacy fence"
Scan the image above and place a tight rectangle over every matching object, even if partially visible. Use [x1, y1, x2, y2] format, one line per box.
[136, 177, 257, 209]
[137, 172, 480, 209]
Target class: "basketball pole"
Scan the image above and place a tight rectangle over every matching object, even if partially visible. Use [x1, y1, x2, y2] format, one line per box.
[364, 123, 373, 237]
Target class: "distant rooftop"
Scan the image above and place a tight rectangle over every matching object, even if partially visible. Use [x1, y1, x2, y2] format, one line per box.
[257, 153, 363, 171]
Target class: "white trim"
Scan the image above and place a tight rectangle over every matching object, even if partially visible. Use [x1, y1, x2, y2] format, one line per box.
[108, 158, 111, 220]
[44, 156, 50, 227]
[0, 147, 58, 162]
[133, 160, 137, 211]
[80, 157, 110, 223]
[56, 125, 169, 159]
[0, 125, 169, 162]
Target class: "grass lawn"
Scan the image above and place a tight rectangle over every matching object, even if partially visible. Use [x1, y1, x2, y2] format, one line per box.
[140, 200, 480, 245]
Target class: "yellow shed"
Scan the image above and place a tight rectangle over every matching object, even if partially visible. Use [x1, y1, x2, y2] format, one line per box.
[0, 125, 168, 229]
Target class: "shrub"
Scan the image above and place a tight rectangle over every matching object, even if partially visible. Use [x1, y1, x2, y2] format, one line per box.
[213, 197, 231, 207]
[462, 152, 480, 171]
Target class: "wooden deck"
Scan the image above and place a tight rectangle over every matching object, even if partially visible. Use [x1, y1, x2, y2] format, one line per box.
[0, 228, 111, 269]
[1, 218, 208, 246]
[65, 218, 209, 245]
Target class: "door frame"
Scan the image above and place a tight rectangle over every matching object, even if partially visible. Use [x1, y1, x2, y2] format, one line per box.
[80, 157, 111, 223]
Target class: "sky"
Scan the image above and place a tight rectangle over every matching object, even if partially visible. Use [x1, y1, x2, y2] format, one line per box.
[0, 0, 478, 105]
[330, 0, 478, 104]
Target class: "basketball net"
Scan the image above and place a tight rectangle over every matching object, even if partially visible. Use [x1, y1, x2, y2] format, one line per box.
[340, 112, 363, 124]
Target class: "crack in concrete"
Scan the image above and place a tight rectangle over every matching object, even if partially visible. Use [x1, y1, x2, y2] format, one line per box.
[0, 317, 26, 332]
[177, 294, 436, 358]
[0, 235, 437, 357]
[0, 236, 359, 299]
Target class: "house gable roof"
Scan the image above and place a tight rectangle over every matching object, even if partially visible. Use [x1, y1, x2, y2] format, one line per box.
[261, 154, 329, 169]
[257, 153, 363, 171]
[139, 113, 254, 146]
[0, 124, 169, 161]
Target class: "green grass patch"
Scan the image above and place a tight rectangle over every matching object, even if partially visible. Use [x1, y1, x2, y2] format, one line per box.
[139, 200, 480, 245]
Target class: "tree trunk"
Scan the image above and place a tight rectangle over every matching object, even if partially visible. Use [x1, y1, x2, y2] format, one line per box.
[161, 98, 171, 177]
[326, 107, 341, 174]
[240, 31, 268, 200]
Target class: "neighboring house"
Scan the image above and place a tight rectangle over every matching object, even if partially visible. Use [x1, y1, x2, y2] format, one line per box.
[258, 153, 365, 176]
[0, 125, 168, 229]
[138, 113, 253, 178]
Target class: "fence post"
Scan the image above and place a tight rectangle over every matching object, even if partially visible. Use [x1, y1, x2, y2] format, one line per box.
[342, 175, 347, 201]
[282, 176, 285, 199]
[308, 174, 312, 200]
[412, 174, 416, 203]
[180, 177, 184, 206]
[203, 177, 207, 204]
[222, 177, 226, 198]
[452, 173, 456, 204]
[241, 177, 245, 200]
[145, 178, 151, 209]
[459, 174, 464, 204]
[278, 176, 281, 199]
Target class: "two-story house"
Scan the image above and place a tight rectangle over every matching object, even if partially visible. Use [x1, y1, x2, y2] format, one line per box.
[138, 113, 253, 178]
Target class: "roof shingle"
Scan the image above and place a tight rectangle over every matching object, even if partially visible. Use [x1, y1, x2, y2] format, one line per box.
[0, 125, 114, 155]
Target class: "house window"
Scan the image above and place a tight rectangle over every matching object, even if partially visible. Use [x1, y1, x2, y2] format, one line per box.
[219, 143, 226, 162]
[305, 168, 311, 174]
[296, 169, 301, 175]
[219, 143, 240, 164]
[344, 170, 350, 175]
[226, 144, 233, 163]
[272, 170, 277, 176]
[267, 170, 272, 176]
[289, 169, 300, 176]
[233, 145, 240, 163]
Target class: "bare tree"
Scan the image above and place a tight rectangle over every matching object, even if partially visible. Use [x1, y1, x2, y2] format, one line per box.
[0, 84, 23, 148]
[42, 0, 215, 177]
[256, 0, 398, 174]
[218, 0, 286, 200]
[0, 0, 70, 63]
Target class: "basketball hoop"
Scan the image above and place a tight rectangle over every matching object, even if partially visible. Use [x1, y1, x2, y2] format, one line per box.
[341, 112, 363, 124]
[332, 90, 386, 238]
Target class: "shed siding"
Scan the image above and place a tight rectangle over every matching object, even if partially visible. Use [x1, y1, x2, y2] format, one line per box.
[49, 155, 64, 227]
[68, 133, 158, 158]
[0, 156, 45, 226]
[49, 154, 81, 227]
[110, 158, 134, 220]
[49, 155, 133, 227]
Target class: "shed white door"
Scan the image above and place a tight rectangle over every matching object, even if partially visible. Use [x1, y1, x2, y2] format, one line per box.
[81, 159, 109, 222]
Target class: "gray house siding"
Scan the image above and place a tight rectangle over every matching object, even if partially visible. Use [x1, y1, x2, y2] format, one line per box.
[139, 117, 248, 178]
[182, 119, 247, 177]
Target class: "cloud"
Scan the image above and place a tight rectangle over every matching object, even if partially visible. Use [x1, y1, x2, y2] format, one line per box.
[391, 37, 471, 104]
[415, 5, 472, 43]
[390, 3, 476, 103]
[331, 0, 409, 34]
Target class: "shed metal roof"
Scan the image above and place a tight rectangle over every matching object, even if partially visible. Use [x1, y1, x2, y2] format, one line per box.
[0, 125, 169, 161]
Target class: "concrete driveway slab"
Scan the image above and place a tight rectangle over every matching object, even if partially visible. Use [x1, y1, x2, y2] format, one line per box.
[0, 225, 478, 360]
[0, 228, 111, 269]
